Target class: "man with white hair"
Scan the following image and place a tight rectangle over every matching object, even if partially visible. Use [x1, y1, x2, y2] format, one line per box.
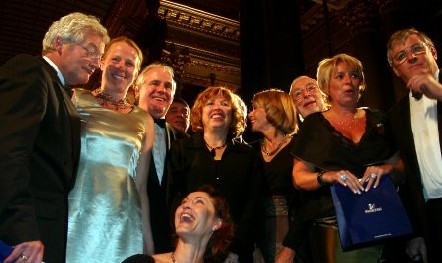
[0, 12, 109, 263]
[289, 75, 326, 120]
[135, 63, 188, 253]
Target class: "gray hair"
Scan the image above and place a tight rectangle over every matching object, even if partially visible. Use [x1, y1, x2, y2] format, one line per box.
[42, 12, 110, 53]
[135, 63, 177, 92]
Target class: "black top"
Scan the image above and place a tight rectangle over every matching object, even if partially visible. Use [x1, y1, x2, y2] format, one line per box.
[290, 109, 396, 222]
[251, 138, 302, 250]
[121, 254, 154, 263]
[251, 138, 295, 196]
[169, 132, 263, 255]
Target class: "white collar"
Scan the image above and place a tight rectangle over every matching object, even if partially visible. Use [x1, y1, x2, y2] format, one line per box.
[42, 56, 65, 85]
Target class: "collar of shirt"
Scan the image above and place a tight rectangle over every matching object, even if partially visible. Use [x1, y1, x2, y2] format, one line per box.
[43, 56, 65, 86]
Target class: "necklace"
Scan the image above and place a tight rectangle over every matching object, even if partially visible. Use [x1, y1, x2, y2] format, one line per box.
[205, 140, 227, 157]
[332, 109, 364, 131]
[93, 89, 131, 110]
[261, 135, 288, 156]
[171, 252, 177, 263]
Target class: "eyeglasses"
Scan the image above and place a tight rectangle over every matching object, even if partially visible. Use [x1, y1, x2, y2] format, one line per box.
[392, 42, 428, 65]
[292, 84, 318, 101]
[77, 43, 102, 61]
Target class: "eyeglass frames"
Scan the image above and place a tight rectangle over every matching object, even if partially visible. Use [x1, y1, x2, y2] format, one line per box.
[77, 43, 102, 61]
[292, 84, 318, 101]
[392, 42, 428, 65]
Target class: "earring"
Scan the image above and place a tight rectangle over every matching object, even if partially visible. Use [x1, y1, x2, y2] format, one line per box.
[211, 227, 216, 232]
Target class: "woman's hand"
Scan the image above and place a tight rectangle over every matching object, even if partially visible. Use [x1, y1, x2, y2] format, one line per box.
[362, 164, 393, 192]
[324, 170, 364, 194]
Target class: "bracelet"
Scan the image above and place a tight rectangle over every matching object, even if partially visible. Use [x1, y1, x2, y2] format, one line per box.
[317, 171, 327, 186]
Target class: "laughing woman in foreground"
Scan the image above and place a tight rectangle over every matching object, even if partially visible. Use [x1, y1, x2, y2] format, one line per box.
[122, 186, 234, 263]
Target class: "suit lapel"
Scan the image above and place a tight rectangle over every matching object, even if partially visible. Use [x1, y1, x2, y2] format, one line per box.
[40, 58, 81, 186]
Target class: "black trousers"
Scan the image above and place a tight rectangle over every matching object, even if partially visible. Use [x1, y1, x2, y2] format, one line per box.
[425, 198, 442, 263]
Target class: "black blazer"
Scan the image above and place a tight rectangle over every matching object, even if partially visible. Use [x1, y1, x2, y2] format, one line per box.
[387, 83, 442, 240]
[0, 54, 80, 263]
[147, 123, 188, 253]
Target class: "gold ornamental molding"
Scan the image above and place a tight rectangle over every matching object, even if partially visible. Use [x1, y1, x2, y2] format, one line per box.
[158, 0, 240, 42]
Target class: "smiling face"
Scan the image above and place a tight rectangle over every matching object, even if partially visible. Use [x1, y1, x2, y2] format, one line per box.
[248, 105, 269, 133]
[391, 34, 438, 83]
[328, 62, 362, 108]
[201, 95, 233, 132]
[166, 101, 190, 132]
[290, 76, 324, 118]
[100, 41, 140, 94]
[58, 30, 106, 86]
[175, 192, 221, 239]
[137, 67, 176, 119]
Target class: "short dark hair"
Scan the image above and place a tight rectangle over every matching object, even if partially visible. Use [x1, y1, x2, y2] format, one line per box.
[172, 97, 190, 109]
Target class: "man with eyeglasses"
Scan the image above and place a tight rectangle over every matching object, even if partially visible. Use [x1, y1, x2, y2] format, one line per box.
[0, 12, 109, 263]
[289, 75, 326, 121]
[386, 28, 442, 263]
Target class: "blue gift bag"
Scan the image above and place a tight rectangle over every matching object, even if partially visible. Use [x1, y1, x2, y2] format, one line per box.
[330, 176, 413, 251]
[0, 240, 13, 261]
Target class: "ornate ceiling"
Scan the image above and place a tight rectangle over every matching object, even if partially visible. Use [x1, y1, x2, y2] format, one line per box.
[0, 0, 421, 95]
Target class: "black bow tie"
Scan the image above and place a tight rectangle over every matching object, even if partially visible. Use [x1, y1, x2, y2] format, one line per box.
[154, 118, 166, 128]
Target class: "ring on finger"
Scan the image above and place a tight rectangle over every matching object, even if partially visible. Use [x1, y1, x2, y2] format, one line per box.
[340, 173, 348, 181]
[370, 173, 377, 179]
[21, 254, 29, 261]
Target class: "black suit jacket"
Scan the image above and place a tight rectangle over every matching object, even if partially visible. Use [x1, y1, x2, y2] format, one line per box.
[0, 55, 80, 262]
[148, 123, 188, 253]
[387, 79, 442, 240]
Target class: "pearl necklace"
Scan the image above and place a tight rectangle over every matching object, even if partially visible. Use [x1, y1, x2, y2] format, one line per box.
[261, 135, 288, 156]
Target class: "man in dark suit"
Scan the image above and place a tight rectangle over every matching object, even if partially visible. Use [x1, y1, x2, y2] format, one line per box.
[0, 12, 109, 263]
[135, 63, 188, 253]
[387, 28, 442, 263]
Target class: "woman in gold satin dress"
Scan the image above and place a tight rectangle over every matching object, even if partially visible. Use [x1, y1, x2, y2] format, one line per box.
[66, 36, 154, 263]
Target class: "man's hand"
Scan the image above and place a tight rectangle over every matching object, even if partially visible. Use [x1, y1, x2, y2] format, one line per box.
[4, 241, 44, 263]
[407, 73, 442, 101]
[275, 247, 295, 263]
[406, 237, 427, 263]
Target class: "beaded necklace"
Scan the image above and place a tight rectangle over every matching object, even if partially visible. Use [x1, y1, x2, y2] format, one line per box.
[93, 89, 131, 110]
[205, 140, 227, 157]
[261, 134, 288, 156]
[171, 252, 177, 263]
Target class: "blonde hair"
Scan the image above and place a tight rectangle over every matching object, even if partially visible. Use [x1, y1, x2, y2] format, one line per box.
[252, 89, 298, 135]
[42, 12, 109, 53]
[386, 27, 435, 66]
[190, 86, 246, 137]
[316, 53, 365, 104]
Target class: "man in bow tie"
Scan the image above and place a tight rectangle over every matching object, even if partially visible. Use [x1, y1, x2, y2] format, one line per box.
[386, 28, 442, 263]
[0, 12, 109, 263]
[135, 63, 188, 253]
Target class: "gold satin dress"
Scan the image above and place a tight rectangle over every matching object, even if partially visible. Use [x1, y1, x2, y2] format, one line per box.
[66, 89, 147, 263]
